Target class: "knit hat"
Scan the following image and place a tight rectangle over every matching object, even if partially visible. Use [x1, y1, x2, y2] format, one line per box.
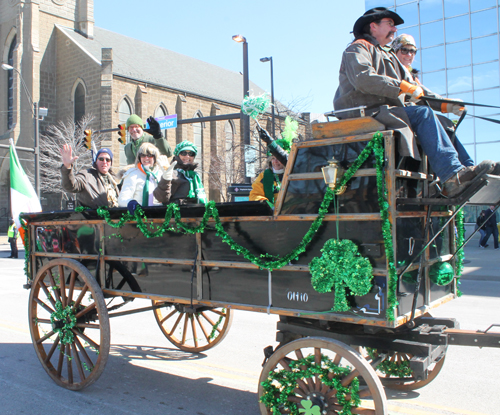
[174, 140, 198, 156]
[391, 34, 417, 53]
[126, 114, 144, 129]
[95, 148, 113, 164]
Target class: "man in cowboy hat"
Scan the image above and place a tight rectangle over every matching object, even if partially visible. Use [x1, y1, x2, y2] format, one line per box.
[334, 7, 495, 198]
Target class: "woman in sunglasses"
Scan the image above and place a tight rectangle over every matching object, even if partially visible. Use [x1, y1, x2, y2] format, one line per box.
[118, 143, 176, 215]
[154, 140, 207, 205]
[392, 34, 474, 169]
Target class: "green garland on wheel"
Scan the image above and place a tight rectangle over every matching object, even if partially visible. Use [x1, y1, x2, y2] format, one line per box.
[260, 354, 360, 415]
[50, 300, 77, 345]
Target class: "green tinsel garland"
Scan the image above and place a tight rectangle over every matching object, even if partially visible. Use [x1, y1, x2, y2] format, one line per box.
[260, 354, 360, 415]
[209, 308, 226, 340]
[50, 301, 77, 345]
[454, 208, 465, 297]
[366, 348, 413, 378]
[309, 239, 373, 312]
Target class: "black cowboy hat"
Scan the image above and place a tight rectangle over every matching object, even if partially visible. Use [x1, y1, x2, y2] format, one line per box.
[353, 7, 404, 34]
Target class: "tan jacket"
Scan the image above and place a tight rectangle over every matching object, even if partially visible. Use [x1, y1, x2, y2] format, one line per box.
[61, 165, 118, 209]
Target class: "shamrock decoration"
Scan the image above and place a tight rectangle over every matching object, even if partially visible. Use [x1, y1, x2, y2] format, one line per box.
[309, 239, 373, 312]
[299, 400, 321, 415]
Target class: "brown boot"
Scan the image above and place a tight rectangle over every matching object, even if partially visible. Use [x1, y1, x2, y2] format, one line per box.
[443, 160, 494, 198]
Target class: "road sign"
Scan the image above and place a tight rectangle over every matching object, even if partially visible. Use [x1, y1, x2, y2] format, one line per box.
[144, 114, 177, 130]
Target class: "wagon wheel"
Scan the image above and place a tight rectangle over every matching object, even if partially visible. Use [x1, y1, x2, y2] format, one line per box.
[28, 258, 110, 390]
[152, 301, 233, 352]
[361, 348, 445, 391]
[258, 337, 388, 415]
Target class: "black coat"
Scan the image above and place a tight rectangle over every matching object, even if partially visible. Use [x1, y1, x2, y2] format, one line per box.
[482, 209, 498, 228]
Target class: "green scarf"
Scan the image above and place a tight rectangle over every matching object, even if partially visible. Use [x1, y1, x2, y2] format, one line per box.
[262, 169, 281, 203]
[138, 164, 160, 207]
[177, 169, 207, 204]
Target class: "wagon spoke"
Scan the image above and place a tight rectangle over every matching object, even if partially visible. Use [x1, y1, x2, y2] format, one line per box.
[190, 316, 199, 349]
[181, 314, 189, 345]
[59, 265, 67, 306]
[47, 269, 61, 303]
[39, 280, 56, 308]
[71, 343, 86, 381]
[194, 314, 210, 343]
[67, 270, 77, 303]
[34, 297, 55, 315]
[44, 336, 60, 363]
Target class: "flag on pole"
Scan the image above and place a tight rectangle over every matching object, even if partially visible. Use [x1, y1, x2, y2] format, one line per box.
[10, 138, 41, 228]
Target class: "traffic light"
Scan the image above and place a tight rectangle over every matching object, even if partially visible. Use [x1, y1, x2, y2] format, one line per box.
[83, 129, 92, 149]
[117, 123, 126, 144]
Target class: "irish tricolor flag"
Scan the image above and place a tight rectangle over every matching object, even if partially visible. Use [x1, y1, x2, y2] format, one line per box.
[10, 138, 41, 228]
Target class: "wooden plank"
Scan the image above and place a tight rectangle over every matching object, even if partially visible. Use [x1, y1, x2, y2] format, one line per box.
[312, 117, 386, 139]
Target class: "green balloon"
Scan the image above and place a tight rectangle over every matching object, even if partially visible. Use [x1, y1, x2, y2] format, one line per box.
[429, 262, 455, 286]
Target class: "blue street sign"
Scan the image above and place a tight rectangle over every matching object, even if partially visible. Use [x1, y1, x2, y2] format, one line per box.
[144, 114, 177, 130]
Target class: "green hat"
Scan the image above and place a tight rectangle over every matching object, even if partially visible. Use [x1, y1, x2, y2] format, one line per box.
[126, 114, 144, 129]
[267, 138, 291, 157]
[174, 140, 198, 156]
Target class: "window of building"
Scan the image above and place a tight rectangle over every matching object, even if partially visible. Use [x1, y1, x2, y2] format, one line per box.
[444, 0, 469, 18]
[471, 8, 498, 37]
[154, 104, 168, 139]
[118, 98, 132, 166]
[74, 83, 85, 123]
[7, 35, 17, 130]
[395, 2, 419, 27]
[471, 0, 496, 12]
[365, 0, 394, 9]
[421, 20, 445, 48]
[472, 35, 499, 63]
[421, 70, 447, 94]
[420, 0, 444, 23]
[224, 121, 236, 184]
[473, 61, 499, 89]
[447, 65, 473, 93]
[473, 87, 500, 116]
[421, 45, 446, 72]
[446, 40, 471, 68]
[445, 15, 470, 43]
[475, 116, 500, 144]
[193, 112, 204, 176]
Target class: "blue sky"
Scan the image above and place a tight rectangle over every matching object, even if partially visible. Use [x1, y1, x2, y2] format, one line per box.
[94, 0, 365, 115]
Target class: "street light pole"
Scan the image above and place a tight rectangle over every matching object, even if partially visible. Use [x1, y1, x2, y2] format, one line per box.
[260, 56, 275, 139]
[232, 35, 251, 183]
[1, 63, 43, 197]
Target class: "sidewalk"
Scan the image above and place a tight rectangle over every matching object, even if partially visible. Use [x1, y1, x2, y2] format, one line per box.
[0, 232, 498, 280]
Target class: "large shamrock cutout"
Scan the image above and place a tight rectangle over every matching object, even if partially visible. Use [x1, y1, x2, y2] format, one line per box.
[299, 399, 321, 415]
[310, 239, 373, 311]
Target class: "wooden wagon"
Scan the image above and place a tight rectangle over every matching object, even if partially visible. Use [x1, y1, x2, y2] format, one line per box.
[21, 117, 500, 414]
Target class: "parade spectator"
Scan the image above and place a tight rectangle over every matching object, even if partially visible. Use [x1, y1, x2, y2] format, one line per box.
[479, 206, 499, 250]
[154, 141, 207, 205]
[476, 211, 487, 247]
[7, 218, 18, 258]
[123, 114, 173, 165]
[333, 7, 495, 198]
[60, 145, 119, 209]
[118, 142, 175, 214]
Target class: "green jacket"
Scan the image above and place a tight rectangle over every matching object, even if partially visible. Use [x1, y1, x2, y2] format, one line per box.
[124, 133, 173, 165]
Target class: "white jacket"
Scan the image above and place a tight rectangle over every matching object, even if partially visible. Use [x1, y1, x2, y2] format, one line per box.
[118, 165, 164, 207]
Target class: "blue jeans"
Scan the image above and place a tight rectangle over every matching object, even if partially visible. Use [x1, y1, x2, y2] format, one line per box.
[403, 106, 465, 182]
[480, 225, 499, 249]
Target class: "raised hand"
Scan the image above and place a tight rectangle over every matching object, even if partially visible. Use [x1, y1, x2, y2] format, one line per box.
[60, 144, 79, 169]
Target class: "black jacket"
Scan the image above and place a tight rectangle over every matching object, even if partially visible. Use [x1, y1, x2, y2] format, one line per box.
[482, 209, 498, 228]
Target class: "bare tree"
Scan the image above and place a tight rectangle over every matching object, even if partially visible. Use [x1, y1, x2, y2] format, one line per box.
[38, 115, 103, 201]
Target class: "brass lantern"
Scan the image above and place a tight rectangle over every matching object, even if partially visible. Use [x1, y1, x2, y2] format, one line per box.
[321, 158, 346, 195]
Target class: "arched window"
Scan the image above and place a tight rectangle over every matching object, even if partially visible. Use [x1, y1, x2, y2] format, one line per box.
[74, 83, 85, 123]
[7, 35, 17, 130]
[118, 98, 132, 166]
[154, 104, 168, 139]
[224, 120, 236, 184]
[193, 111, 204, 176]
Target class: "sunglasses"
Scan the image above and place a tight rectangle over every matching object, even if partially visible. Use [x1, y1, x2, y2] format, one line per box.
[140, 154, 154, 159]
[400, 47, 417, 56]
[179, 151, 196, 157]
[97, 157, 111, 163]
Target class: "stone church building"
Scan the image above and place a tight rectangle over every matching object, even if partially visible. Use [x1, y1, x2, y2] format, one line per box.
[0, 0, 304, 229]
